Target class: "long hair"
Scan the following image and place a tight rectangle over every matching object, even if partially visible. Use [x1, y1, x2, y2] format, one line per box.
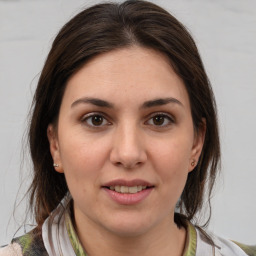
[28, 0, 220, 226]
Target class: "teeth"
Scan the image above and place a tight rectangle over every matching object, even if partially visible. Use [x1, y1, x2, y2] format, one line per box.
[109, 185, 148, 193]
[121, 186, 128, 193]
[128, 186, 138, 193]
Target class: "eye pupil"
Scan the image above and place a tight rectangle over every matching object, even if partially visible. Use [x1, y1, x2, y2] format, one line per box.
[92, 115, 103, 126]
[153, 115, 165, 125]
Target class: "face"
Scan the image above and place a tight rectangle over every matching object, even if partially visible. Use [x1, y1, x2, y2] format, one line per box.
[48, 47, 205, 238]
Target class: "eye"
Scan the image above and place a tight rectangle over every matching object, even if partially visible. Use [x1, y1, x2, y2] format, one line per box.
[146, 113, 174, 127]
[81, 113, 110, 127]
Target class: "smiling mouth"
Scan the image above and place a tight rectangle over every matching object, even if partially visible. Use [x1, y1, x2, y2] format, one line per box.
[104, 185, 153, 194]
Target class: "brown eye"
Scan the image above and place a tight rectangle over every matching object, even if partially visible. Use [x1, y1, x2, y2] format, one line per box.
[146, 113, 174, 127]
[91, 115, 104, 126]
[152, 115, 165, 126]
[82, 114, 109, 127]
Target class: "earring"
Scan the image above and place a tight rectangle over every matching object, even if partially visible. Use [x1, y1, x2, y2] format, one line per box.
[191, 159, 196, 167]
[53, 163, 59, 167]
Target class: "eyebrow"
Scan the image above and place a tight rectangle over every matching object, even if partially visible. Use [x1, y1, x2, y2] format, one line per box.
[71, 97, 183, 109]
[141, 97, 183, 108]
[71, 97, 114, 108]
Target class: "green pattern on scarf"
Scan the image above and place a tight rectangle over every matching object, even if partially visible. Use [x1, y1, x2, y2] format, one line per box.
[65, 208, 88, 256]
[233, 241, 256, 256]
[12, 227, 48, 256]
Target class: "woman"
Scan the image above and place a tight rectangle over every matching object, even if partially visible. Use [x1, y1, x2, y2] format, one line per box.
[0, 0, 255, 255]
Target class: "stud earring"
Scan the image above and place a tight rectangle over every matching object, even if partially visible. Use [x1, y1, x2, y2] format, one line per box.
[53, 163, 59, 167]
[191, 159, 196, 167]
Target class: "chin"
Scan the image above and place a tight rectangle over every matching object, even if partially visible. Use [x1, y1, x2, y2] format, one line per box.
[107, 224, 151, 238]
[102, 214, 156, 238]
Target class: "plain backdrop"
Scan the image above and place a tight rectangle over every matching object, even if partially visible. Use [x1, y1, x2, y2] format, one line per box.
[0, 0, 255, 246]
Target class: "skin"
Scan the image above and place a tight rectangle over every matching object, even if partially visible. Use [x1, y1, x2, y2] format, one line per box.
[48, 46, 205, 256]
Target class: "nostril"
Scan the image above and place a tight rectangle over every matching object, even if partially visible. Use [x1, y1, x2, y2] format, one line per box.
[123, 161, 143, 169]
[115, 162, 122, 167]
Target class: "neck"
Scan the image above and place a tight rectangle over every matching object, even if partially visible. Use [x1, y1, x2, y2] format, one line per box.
[73, 212, 187, 256]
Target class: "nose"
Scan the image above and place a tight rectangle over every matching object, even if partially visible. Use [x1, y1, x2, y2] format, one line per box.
[109, 124, 147, 169]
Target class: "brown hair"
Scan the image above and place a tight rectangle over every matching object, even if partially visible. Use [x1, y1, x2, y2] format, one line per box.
[28, 0, 220, 226]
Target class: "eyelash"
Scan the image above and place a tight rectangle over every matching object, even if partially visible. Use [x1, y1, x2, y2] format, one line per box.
[145, 112, 175, 127]
[80, 112, 174, 129]
[81, 112, 111, 128]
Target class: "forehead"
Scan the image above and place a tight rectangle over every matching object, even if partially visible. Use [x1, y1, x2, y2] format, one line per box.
[63, 46, 190, 109]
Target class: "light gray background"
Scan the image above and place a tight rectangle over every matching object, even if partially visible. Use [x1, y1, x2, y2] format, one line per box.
[0, 0, 255, 245]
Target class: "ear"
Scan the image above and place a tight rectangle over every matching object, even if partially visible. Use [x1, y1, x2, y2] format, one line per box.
[188, 119, 206, 172]
[47, 124, 64, 173]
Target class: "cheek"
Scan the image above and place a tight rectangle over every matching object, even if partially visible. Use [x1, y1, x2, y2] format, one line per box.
[152, 137, 192, 172]
[58, 132, 110, 190]
[60, 143, 100, 204]
[59, 127, 109, 167]
[150, 137, 192, 195]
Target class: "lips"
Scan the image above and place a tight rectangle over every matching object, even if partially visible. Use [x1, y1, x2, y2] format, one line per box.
[102, 179, 154, 205]
[109, 185, 147, 194]
[103, 179, 153, 187]
[102, 179, 154, 193]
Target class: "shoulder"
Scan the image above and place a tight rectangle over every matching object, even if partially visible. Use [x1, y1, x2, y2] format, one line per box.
[196, 227, 256, 256]
[0, 226, 48, 256]
[223, 239, 256, 256]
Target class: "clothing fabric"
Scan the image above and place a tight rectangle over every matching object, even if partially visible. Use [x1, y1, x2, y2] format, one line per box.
[1, 196, 255, 256]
